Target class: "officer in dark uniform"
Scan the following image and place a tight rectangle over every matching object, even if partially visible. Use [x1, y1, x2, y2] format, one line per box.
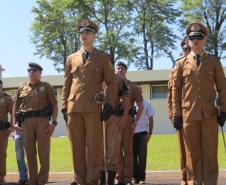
[13, 63, 58, 185]
[0, 80, 13, 185]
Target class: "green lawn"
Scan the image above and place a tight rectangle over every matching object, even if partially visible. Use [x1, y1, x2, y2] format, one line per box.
[6, 134, 226, 172]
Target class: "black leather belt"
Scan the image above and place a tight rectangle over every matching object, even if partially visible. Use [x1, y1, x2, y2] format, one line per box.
[23, 111, 49, 119]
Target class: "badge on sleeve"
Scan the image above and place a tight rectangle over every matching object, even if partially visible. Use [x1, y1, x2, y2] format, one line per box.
[39, 86, 45, 93]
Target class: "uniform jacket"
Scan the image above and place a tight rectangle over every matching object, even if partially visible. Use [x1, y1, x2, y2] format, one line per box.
[0, 93, 13, 121]
[125, 79, 143, 108]
[14, 81, 56, 112]
[172, 52, 226, 121]
[62, 47, 117, 113]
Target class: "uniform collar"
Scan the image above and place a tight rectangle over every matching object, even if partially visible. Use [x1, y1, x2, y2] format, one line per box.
[187, 52, 207, 70]
[28, 80, 41, 86]
[190, 51, 206, 58]
[80, 46, 95, 55]
[79, 47, 98, 67]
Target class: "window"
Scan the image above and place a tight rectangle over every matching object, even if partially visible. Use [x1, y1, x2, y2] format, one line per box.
[151, 85, 167, 99]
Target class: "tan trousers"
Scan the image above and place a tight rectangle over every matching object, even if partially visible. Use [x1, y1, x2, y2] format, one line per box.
[183, 116, 218, 185]
[177, 129, 188, 185]
[117, 117, 135, 182]
[68, 112, 103, 185]
[101, 115, 121, 172]
[22, 117, 50, 185]
[0, 129, 8, 183]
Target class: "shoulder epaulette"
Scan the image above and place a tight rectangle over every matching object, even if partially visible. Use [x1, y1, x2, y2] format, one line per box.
[99, 50, 110, 56]
[208, 53, 219, 59]
[19, 82, 27, 88]
[176, 56, 186, 61]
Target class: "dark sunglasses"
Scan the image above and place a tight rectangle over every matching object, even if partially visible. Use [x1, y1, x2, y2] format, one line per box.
[182, 45, 190, 50]
[188, 36, 205, 41]
[27, 69, 38, 72]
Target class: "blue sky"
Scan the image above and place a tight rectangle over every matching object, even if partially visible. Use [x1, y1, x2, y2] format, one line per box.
[1, 1, 224, 78]
[0, 0, 60, 77]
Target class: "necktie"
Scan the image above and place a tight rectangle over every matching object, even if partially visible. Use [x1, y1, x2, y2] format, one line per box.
[83, 51, 89, 64]
[196, 55, 201, 67]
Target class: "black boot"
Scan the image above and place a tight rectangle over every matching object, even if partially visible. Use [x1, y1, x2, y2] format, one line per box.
[108, 171, 116, 185]
[100, 171, 106, 185]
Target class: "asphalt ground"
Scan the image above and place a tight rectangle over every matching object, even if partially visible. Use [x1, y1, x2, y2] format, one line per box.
[5, 171, 226, 185]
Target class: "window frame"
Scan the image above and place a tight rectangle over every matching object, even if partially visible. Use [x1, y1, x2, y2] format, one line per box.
[150, 84, 168, 100]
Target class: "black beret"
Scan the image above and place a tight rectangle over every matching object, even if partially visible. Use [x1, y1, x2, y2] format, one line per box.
[116, 62, 128, 70]
[28, 62, 43, 71]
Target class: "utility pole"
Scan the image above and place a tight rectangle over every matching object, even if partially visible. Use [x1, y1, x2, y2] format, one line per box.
[0, 65, 5, 80]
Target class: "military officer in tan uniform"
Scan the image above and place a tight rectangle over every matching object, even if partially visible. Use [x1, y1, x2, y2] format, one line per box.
[13, 63, 58, 185]
[0, 80, 13, 185]
[99, 75, 131, 185]
[172, 23, 226, 185]
[115, 62, 143, 185]
[61, 19, 117, 185]
[168, 37, 190, 185]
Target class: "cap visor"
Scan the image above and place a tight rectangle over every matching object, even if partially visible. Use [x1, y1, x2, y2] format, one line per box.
[188, 32, 205, 37]
[79, 27, 95, 33]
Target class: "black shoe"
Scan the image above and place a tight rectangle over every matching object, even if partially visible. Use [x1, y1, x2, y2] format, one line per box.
[107, 171, 116, 185]
[132, 179, 139, 184]
[17, 180, 28, 185]
[115, 182, 125, 185]
[71, 180, 77, 185]
[125, 182, 133, 185]
[99, 171, 105, 185]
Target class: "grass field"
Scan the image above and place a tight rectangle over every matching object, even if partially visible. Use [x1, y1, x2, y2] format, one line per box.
[6, 134, 226, 172]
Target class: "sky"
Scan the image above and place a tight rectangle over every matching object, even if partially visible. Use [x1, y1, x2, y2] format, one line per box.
[1, 1, 224, 78]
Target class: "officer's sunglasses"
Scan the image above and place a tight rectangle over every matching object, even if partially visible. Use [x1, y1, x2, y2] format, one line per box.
[188, 36, 205, 41]
[27, 69, 38, 73]
[182, 45, 190, 51]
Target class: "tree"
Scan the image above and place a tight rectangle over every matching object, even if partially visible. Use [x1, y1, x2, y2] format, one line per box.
[31, 0, 92, 72]
[92, 0, 137, 66]
[181, 0, 226, 60]
[131, 0, 180, 70]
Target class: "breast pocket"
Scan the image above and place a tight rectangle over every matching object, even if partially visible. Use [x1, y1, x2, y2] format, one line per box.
[183, 69, 192, 83]
[205, 69, 214, 83]
[90, 65, 102, 80]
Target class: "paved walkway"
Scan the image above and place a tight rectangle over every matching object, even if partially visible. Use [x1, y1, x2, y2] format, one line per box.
[5, 171, 226, 185]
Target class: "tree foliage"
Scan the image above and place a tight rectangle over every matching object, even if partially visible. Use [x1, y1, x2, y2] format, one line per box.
[31, 0, 91, 72]
[31, 0, 225, 72]
[181, 0, 226, 59]
[129, 0, 181, 69]
[91, 0, 137, 66]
